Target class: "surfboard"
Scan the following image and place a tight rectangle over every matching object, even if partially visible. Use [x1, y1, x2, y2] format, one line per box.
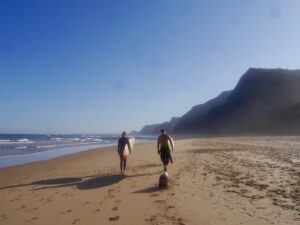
[167, 137, 175, 151]
[124, 137, 135, 157]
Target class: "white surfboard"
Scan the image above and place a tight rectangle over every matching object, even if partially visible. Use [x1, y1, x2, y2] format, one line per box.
[124, 137, 135, 157]
[167, 137, 175, 151]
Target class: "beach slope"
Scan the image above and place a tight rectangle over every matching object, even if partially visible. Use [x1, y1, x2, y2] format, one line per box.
[0, 137, 300, 225]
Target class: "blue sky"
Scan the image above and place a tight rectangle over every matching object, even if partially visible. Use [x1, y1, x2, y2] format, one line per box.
[1, 0, 300, 134]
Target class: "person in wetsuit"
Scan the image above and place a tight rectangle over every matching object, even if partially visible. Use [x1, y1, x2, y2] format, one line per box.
[157, 129, 174, 172]
[118, 131, 131, 174]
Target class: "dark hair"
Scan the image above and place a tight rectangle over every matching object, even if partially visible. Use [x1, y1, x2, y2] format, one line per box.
[160, 129, 165, 134]
[122, 131, 126, 137]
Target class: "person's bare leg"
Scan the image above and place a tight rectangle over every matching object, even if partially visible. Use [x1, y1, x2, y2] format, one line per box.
[123, 158, 127, 174]
[164, 164, 167, 172]
[120, 160, 123, 174]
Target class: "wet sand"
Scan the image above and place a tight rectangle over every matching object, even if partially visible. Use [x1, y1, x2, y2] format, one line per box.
[0, 137, 300, 225]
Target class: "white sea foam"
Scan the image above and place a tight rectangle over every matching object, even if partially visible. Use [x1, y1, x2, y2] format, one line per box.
[51, 138, 63, 142]
[17, 139, 31, 143]
[0, 139, 33, 145]
[93, 138, 102, 142]
[15, 146, 27, 149]
[0, 140, 10, 144]
[37, 145, 57, 149]
[68, 138, 81, 142]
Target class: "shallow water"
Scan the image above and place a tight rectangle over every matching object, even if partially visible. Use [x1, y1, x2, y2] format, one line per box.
[0, 134, 155, 168]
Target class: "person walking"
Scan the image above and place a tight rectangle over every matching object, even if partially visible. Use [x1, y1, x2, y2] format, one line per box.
[118, 131, 131, 174]
[157, 129, 174, 172]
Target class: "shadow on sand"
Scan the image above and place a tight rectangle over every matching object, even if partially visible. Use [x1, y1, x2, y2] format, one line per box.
[0, 172, 160, 191]
[0, 177, 86, 190]
[77, 174, 125, 190]
[33, 177, 83, 185]
[132, 186, 163, 193]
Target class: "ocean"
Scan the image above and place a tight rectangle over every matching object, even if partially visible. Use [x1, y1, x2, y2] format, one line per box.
[0, 134, 156, 168]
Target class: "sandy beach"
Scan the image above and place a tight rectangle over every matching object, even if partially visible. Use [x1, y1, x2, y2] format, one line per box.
[0, 137, 300, 225]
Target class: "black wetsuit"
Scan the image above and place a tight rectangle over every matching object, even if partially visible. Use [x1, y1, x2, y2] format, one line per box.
[160, 146, 172, 165]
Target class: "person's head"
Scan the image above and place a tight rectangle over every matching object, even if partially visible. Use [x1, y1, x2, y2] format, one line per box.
[160, 129, 165, 134]
[121, 131, 126, 137]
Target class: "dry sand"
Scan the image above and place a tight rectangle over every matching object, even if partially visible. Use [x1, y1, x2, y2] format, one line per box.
[0, 137, 300, 225]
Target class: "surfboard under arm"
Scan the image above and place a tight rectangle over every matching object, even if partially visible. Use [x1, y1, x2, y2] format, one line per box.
[124, 137, 136, 156]
[168, 138, 174, 151]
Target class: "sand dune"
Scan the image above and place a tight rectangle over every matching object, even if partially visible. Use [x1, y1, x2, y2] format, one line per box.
[0, 137, 300, 225]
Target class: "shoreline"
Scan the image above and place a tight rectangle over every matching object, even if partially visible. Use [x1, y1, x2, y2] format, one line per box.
[0, 143, 116, 169]
[0, 140, 155, 169]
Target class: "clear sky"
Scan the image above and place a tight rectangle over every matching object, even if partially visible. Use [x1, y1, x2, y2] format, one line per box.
[1, 0, 300, 134]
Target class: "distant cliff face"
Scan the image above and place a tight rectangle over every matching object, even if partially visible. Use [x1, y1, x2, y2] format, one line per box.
[173, 91, 231, 134]
[137, 68, 300, 136]
[176, 68, 300, 135]
[139, 117, 179, 135]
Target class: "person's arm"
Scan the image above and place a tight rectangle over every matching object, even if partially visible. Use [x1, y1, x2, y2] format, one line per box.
[127, 139, 131, 153]
[118, 138, 121, 150]
[157, 138, 160, 154]
[168, 136, 174, 151]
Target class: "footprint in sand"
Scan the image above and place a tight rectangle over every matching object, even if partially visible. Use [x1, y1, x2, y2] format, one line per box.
[108, 194, 115, 198]
[150, 193, 159, 197]
[82, 201, 90, 205]
[26, 207, 38, 212]
[72, 218, 80, 224]
[209, 193, 215, 198]
[241, 212, 253, 217]
[145, 214, 162, 223]
[115, 200, 121, 203]
[26, 217, 38, 222]
[109, 216, 120, 221]
[61, 209, 73, 214]
[92, 209, 100, 214]
[112, 207, 118, 211]
[1, 215, 9, 219]
[154, 200, 165, 203]
[256, 206, 266, 209]
[176, 217, 185, 224]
